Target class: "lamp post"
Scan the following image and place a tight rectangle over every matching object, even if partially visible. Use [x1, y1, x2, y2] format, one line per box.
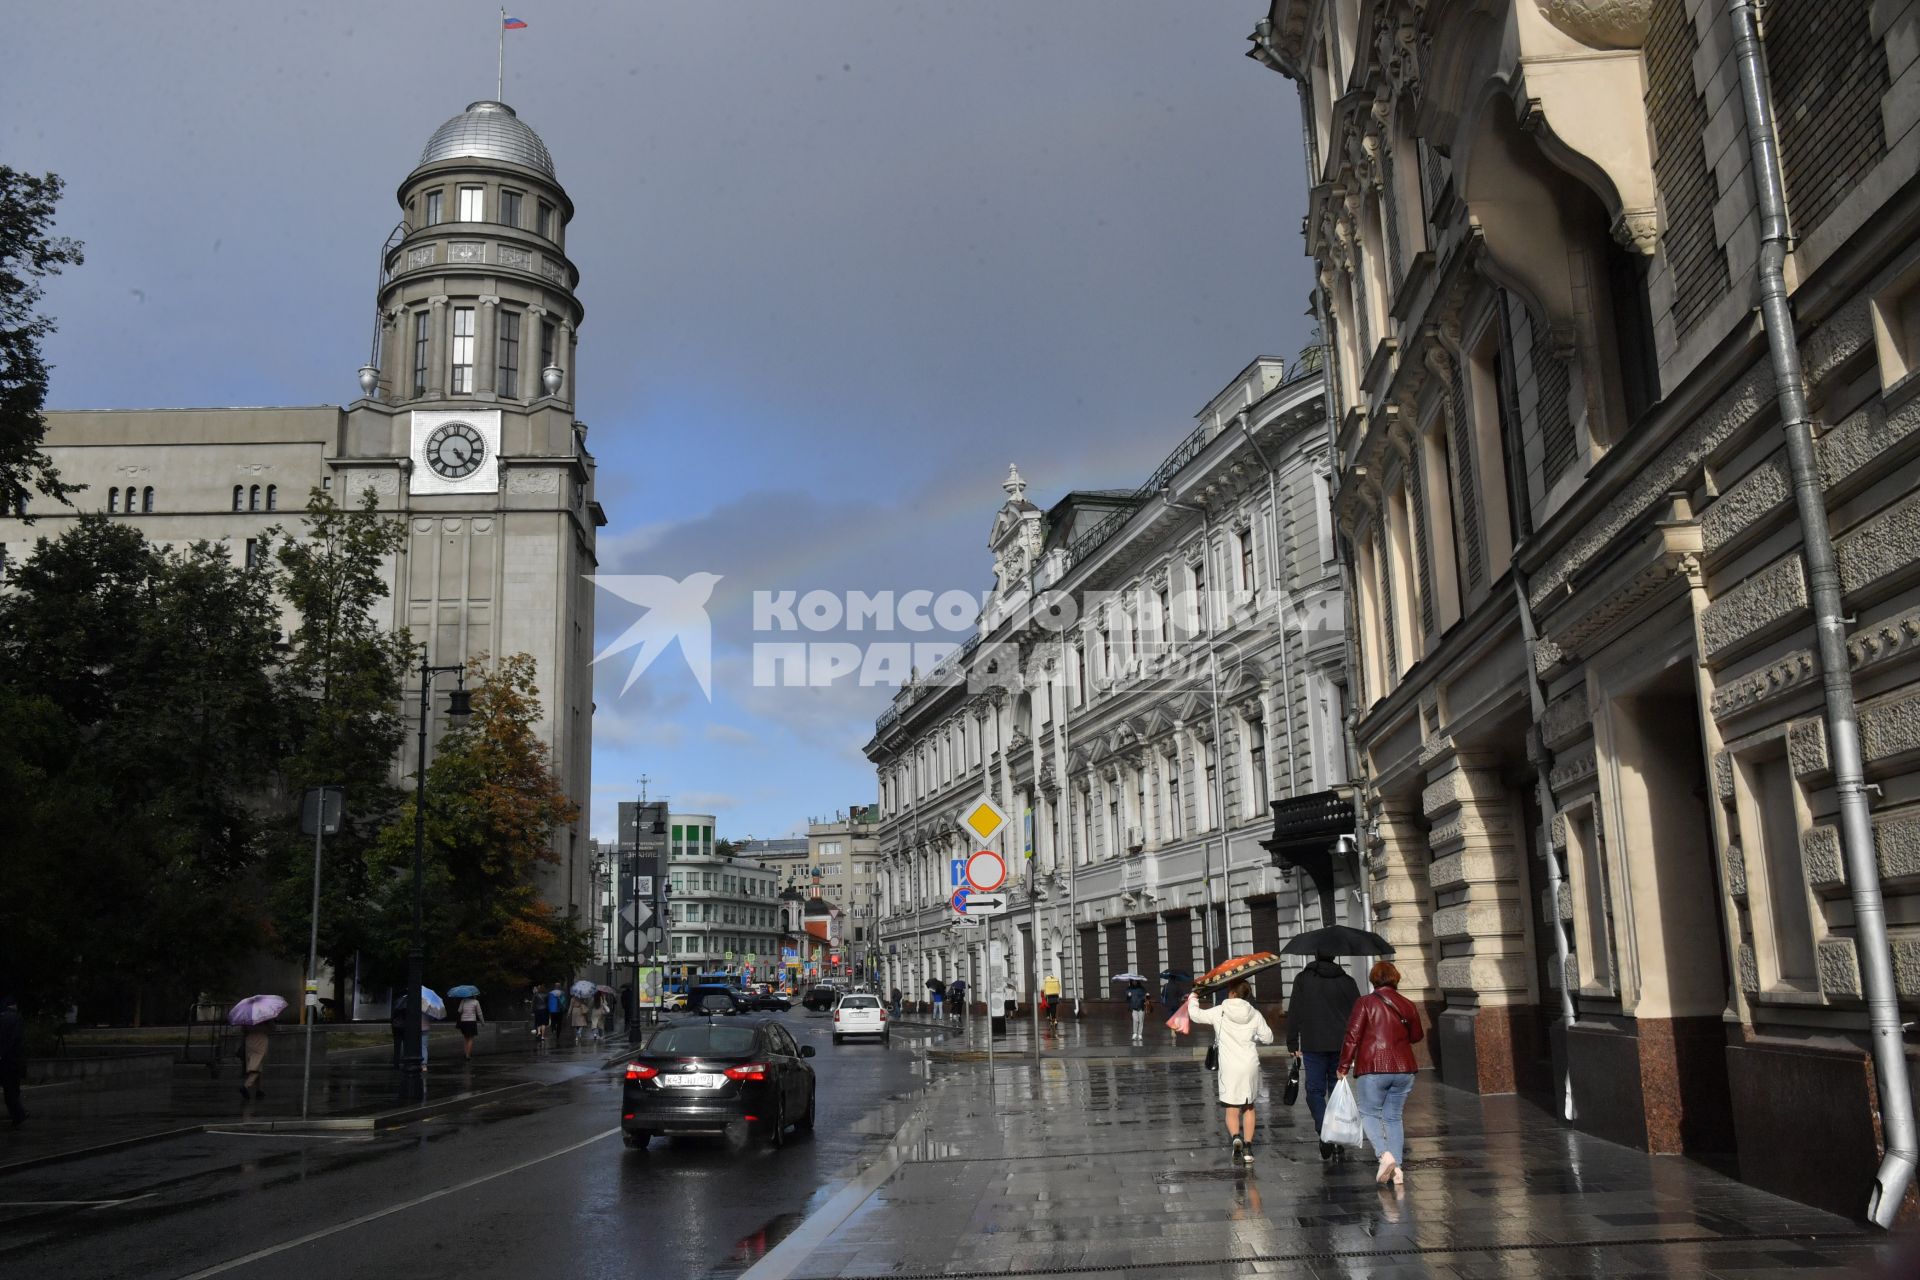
[400, 653, 470, 1103]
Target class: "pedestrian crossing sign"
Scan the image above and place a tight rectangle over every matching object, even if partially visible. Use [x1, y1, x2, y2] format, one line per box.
[960, 797, 1007, 843]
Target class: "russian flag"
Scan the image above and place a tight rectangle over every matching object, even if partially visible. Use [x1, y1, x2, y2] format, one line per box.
[503, 15, 528, 29]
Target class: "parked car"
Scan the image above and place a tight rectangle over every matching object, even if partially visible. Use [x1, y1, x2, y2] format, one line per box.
[743, 989, 791, 1012]
[801, 984, 841, 1012]
[833, 992, 889, 1045]
[621, 1017, 816, 1149]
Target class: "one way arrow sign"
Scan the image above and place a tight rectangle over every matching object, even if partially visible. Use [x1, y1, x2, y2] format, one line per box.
[959, 893, 1009, 917]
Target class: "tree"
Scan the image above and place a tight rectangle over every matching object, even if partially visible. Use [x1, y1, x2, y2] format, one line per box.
[0, 168, 84, 517]
[263, 488, 413, 1008]
[0, 520, 283, 1020]
[365, 653, 590, 1000]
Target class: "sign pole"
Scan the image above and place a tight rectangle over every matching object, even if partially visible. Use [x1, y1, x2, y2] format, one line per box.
[302, 818, 323, 1119]
[985, 914, 994, 1085]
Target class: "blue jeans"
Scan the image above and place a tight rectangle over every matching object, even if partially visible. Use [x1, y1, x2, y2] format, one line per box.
[1353, 1071, 1415, 1162]
[1301, 1051, 1339, 1133]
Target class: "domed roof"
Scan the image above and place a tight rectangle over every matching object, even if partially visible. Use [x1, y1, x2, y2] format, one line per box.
[418, 100, 555, 178]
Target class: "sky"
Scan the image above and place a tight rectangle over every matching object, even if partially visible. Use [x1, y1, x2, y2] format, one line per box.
[3, 2, 1315, 842]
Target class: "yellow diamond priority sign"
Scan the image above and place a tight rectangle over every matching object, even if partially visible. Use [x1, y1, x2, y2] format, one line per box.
[960, 796, 1008, 844]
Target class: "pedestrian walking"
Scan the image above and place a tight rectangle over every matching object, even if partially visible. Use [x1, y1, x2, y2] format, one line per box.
[0, 995, 27, 1128]
[241, 1022, 272, 1100]
[590, 991, 610, 1042]
[456, 994, 484, 1059]
[390, 991, 410, 1067]
[545, 984, 566, 1045]
[1125, 980, 1150, 1044]
[928, 978, 944, 1020]
[948, 978, 968, 1023]
[1287, 952, 1360, 1158]
[1186, 979, 1274, 1165]
[1161, 974, 1191, 1044]
[568, 992, 591, 1047]
[619, 983, 636, 1035]
[530, 985, 547, 1046]
[1041, 973, 1062, 1027]
[1337, 961, 1424, 1188]
[889, 987, 902, 1018]
[419, 1004, 433, 1071]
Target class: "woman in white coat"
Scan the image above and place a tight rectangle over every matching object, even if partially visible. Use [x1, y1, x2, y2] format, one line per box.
[1186, 978, 1275, 1165]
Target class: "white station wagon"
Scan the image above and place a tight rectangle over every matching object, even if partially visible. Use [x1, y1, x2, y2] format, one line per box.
[832, 993, 889, 1045]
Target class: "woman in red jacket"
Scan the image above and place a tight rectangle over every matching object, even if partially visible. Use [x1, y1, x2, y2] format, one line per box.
[1337, 960, 1423, 1187]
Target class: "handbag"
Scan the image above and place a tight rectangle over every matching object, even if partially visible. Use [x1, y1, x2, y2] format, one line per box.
[1281, 1057, 1301, 1106]
[1204, 1041, 1218, 1071]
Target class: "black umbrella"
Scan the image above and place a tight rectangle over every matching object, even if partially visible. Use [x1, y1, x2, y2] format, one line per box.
[1282, 925, 1393, 957]
[1159, 969, 1192, 981]
[925, 978, 947, 992]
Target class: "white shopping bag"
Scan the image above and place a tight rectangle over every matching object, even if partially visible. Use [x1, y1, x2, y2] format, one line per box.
[1320, 1076, 1365, 1146]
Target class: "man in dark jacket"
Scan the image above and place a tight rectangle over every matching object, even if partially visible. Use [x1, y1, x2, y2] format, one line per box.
[1287, 954, 1360, 1156]
[1, 995, 27, 1127]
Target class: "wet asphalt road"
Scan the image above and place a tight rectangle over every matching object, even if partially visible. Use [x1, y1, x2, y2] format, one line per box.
[0, 1011, 930, 1280]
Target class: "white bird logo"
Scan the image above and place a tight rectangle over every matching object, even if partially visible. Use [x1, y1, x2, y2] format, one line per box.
[587, 572, 723, 700]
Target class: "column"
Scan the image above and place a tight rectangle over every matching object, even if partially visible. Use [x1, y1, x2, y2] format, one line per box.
[477, 295, 500, 395]
[425, 295, 449, 398]
[1421, 750, 1531, 1093]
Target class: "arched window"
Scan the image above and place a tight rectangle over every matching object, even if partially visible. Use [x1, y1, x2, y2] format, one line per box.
[124, 487, 138, 512]
[108, 489, 119, 513]
[233, 485, 244, 511]
[142, 487, 154, 513]
[249, 485, 261, 512]
[266, 484, 277, 511]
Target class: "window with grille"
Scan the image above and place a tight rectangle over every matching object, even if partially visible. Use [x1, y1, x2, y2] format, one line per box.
[497, 310, 521, 398]
[450, 307, 475, 393]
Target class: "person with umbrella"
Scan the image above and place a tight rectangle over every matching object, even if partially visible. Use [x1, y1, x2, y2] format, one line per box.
[1124, 979, 1150, 1044]
[567, 979, 595, 1047]
[1338, 960, 1424, 1188]
[1287, 954, 1360, 1158]
[1184, 978, 1275, 1165]
[1160, 970, 1192, 1042]
[449, 986, 483, 1060]
[545, 983, 566, 1043]
[590, 986, 613, 1042]
[927, 977, 945, 1020]
[948, 977, 967, 1024]
[229, 994, 287, 1101]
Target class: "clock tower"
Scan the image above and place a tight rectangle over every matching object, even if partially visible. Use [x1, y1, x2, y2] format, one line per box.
[339, 99, 601, 915]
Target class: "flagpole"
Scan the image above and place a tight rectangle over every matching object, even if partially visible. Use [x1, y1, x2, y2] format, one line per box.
[498, 9, 506, 100]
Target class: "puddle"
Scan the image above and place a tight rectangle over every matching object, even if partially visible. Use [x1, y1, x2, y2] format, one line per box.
[727, 1210, 805, 1263]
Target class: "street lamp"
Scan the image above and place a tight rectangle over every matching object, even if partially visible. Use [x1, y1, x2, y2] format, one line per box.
[400, 652, 469, 1102]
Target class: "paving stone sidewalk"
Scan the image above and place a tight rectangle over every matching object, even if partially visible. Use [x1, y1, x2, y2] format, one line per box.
[757, 1053, 1907, 1279]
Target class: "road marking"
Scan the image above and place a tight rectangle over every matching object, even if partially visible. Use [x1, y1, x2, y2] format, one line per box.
[178, 1126, 619, 1278]
[0, 1194, 156, 1208]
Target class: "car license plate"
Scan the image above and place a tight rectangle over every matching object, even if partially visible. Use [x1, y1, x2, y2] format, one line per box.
[662, 1073, 722, 1088]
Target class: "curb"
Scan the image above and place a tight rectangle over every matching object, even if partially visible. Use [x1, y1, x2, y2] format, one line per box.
[0, 1124, 210, 1178]
[211, 1080, 545, 1133]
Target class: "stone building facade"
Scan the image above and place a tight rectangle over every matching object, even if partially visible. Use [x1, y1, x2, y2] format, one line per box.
[0, 100, 604, 918]
[1250, 0, 1920, 1218]
[865, 359, 1352, 1016]
[663, 814, 784, 980]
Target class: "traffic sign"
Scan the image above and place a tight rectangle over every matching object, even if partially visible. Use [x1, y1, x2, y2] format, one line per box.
[959, 797, 1008, 843]
[621, 900, 654, 930]
[966, 850, 1007, 892]
[959, 892, 1010, 916]
[950, 887, 971, 914]
[622, 925, 663, 956]
[950, 858, 967, 888]
[951, 913, 984, 928]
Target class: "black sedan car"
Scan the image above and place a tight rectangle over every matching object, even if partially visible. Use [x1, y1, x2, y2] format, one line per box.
[621, 1017, 816, 1149]
[742, 989, 791, 1012]
[801, 984, 841, 1012]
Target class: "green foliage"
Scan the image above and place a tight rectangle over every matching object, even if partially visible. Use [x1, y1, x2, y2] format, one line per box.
[0, 168, 84, 516]
[0, 520, 282, 1017]
[364, 654, 590, 995]
[261, 489, 412, 997]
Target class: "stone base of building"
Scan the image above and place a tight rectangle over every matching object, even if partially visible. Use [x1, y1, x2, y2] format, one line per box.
[1567, 1017, 1735, 1156]
[1432, 1002, 1551, 1097]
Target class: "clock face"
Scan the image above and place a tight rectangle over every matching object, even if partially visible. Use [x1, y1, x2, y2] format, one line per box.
[424, 422, 486, 480]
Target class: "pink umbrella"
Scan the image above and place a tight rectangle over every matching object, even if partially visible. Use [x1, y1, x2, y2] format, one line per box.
[228, 994, 288, 1026]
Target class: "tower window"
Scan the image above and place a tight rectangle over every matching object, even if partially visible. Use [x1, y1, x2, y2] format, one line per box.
[266, 484, 277, 511]
[450, 306, 475, 393]
[244, 538, 265, 569]
[497, 310, 521, 398]
[541, 319, 557, 374]
[249, 485, 261, 511]
[232, 485, 244, 512]
[457, 186, 484, 222]
[412, 311, 430, 396]
[537, 201, 554, 239]
[500, 190, 522, 228]
[108, 488, 119, 513]
[424, 189, 443, 225]
[124, 487, 138, 512]
[142, 486, 154, 513]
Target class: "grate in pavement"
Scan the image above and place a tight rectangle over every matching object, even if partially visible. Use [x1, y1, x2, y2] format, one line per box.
[780, 1229, 1870, 1279]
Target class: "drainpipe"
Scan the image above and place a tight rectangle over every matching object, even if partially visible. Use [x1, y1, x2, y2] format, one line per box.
[1490, 292, 1578, 1121]
[1729, 0, 1915, 1226]
[1238, 413, 1303, 800]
